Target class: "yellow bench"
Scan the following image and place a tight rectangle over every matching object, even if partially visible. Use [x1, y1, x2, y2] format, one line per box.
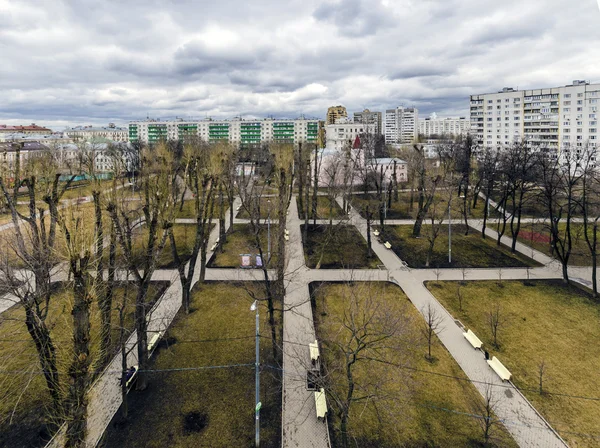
[383, 241, 392, 249]
[314, 388, 328, 421]
[148, 331, 163, 355]
[463, 329, 483, 350]
[487, 356, 512, 381]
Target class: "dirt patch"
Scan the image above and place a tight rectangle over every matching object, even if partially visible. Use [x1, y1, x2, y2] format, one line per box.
[183, 411, 209, 434]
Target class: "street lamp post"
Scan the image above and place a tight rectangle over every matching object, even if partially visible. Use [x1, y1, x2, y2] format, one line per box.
[267, 199, 271, 265]
[250, 300, 261, 447]
[448, 200, 452, 264]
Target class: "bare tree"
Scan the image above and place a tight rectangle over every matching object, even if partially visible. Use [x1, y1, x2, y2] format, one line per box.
[106, 141, 176, 390]
[538, 359, 547, 395]
[580, 145, 600, 296]
[319, 282, 417, 448]
[421, 303, 444, 361]
[487, 301, 507, 348]
[470, 381, 501, 446]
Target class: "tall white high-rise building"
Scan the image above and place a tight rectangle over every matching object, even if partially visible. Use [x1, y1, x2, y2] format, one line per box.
[470, 80, 600, 150]
[418, 114, 470, 138]
[384, 107, 418, 145]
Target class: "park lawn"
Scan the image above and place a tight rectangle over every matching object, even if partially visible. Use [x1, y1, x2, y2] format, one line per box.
[102, 282, 281, 448]
[175, 198, 229, 220]
[380, 224, 540, 268]
[113, 223, 206, 269]
[351, 192, 498, 221]
[516, 221, 592, 266]
[426, 280, 600, 448]
[302, 224, 381, 269]
[0, 282, 168, 448]
[208, 223, 279, 268]
[489, 190, 549, 218]
[236, 196, 281, 220]
[312, 282, 517, 447]
[298, 196, 345, 220]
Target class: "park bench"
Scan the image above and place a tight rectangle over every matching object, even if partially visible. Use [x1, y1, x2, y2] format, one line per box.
[314, 387, 328, 421]
[285, 229, 289, 236]
[383, 241, 392, 249]
[487, 356, 512, 381]
[309, 340, 320, 368]
[373, 230, 380, 237]
[284, 235, 289, 241]
[236, 205, 241, 211]
[210, 243, 218, 252]
[462, 329, 483, 350]
[147, 331, 163, 356]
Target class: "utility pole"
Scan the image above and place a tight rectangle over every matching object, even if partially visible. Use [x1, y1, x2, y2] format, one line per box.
[267, 199, 271, 265]
[448, 200, 452, 264]
[251, 301, 261, 447]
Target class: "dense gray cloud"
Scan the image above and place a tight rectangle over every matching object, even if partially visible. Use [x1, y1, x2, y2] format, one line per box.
[0, 0, 599, 128]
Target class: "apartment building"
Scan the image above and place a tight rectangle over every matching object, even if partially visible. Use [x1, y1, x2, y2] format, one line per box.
[325, 118, 377, 150]
[353, 109, 382, 135]
[385, 107, 418, 144]
[470, 80, 600, 150]
[418, 114, 470, 138]
[65, 124, 128, 142]
[326, 105, 348, 125]
[128, 118, 321, 146]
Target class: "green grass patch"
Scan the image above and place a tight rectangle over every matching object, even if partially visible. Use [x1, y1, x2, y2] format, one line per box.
[351, 192, 496, 221]
[426, 280, 600, 447]
[381, 224, 540, 268]
[302, 224, 381, 269]
[236, 197, 280, 220]
[102, 282, 281, 448]
[298, 196, 345, 220]
[208, 223, 279, 268]
[175, 198, 229, 220]
[0, 282, 167, 448]
[312, 282, 516, 447]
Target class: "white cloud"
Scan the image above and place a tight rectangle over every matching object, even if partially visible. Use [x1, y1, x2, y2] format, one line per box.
[0, 0, 599, 128]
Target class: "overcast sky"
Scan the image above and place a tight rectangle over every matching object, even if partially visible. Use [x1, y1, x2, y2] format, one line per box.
[1, 0, 600, 129]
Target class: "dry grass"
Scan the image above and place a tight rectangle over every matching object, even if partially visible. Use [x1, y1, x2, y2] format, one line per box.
[426, 280, 600, 447]
[0, 282, 168, 448]
[381, 224, 540, 269]
[209, 223, 279, 268]
[298, 196, 345, 220]
[302, 224, 381, 269]
[102, 282, 281, 448]
[312, 282, 517, 447]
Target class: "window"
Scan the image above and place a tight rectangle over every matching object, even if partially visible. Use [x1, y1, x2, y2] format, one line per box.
[563, 101, 571, 105]
[564, 108, 570, 112]
[564, 128, 571, 133]
[564, 94, 571, 98]
[578, 107, 583, 111]
[577, 93, 584, 97]
[591, 129, 597, 133]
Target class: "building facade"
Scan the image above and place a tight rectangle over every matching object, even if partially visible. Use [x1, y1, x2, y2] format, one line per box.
[128, 118, 320, 146]
[325, 119, 377, 150]
[418, 114, 470, 138]
[0, 124, 52, 135]
[470, 80, 600, 150]
[65, 124, 128, 142]
[326, 105, 348, 125]
[353, 109, 382, 135]
[385, 107, 418, 145]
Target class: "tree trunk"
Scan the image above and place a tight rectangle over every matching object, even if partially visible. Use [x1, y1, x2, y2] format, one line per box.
[24, 301, 61, 414]
[66, 257, 92, 448]
[366, 206, 372, 258]
[134, 286, 149, 391]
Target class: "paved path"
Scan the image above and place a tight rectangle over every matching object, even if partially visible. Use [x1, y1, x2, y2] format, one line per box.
[18, 189, 596, 447]
[281, 197, 331, 448]
[338, 198, 568, 448]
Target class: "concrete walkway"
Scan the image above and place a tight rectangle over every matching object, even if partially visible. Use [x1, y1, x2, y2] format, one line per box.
[339, 198, 568, 448]
[10, 189, 593, 448]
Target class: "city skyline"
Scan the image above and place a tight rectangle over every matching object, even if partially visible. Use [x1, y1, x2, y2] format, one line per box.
[1, 0, 600, 129]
